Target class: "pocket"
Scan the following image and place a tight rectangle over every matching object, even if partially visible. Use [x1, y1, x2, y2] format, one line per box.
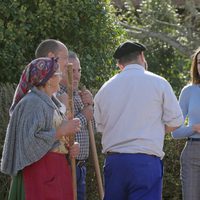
[180, 143, 190, 164]
[103, 157, 112, 179]
[44, 175, 56, 185]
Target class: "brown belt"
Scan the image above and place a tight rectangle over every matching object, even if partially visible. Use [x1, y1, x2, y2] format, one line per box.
[106, 151, 120, 155]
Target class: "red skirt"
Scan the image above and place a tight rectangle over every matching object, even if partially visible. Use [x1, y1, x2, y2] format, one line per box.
[23, 152, 73, 200]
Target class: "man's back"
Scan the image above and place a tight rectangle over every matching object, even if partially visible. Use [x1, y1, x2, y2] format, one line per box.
[94, 64, 182, 158]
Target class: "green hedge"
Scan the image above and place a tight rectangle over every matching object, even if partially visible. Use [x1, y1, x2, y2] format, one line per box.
[0, 83, 185, 199]
[0, 83, 16, 200]
[0, 0, 124, 89]
[163, 136, 185, 200]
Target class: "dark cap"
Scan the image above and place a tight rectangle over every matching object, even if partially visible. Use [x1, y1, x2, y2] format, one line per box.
[113, 41, 146, 59]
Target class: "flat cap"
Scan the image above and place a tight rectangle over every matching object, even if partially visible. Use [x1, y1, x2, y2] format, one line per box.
[113, 41, 146, 59]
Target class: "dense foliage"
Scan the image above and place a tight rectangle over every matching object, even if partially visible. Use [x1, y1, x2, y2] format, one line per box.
[0, 0, 124, 89]
[0, 83, 15, 200]
[0, 0, 197, 199]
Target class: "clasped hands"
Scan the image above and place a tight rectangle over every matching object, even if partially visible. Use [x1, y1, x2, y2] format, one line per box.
[79, 89, 94, 121]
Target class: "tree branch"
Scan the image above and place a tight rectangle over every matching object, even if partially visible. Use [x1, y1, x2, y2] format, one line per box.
[119, 22, 193, 56]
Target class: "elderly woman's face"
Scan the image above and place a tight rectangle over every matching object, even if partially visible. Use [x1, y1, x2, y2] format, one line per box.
[48, 66, 62, 94]
[197, 53, 200, 75]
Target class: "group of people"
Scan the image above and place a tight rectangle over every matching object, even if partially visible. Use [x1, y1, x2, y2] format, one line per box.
[0, 38, 200, 200]
[1, 39, 93, 200]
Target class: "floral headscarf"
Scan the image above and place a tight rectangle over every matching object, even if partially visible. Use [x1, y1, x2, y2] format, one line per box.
[10, 57, 59, 113]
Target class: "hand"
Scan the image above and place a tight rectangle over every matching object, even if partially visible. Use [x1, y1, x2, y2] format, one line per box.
[81, 105, 93, 121]
[69, 142, 80, 158]
[56, 118, 81, 138]
[79, 89, 93, 106]
[192, 124, 200, 133]
[165, 125, 179, 133]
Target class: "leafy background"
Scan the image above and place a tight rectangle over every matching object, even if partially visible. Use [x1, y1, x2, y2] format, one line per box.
[1, 0, 199, 199]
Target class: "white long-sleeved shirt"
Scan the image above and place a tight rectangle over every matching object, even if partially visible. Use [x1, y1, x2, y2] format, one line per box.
[94, 64, 183, 159]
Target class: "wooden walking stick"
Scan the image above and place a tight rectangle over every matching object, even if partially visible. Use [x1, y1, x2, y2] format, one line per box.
[66, 63, 77, 200]
[88, 121, 104, 200]
[81, 86, 104, 200]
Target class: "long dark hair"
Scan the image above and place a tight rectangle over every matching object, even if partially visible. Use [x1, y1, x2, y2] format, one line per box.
[191, 47, 200, 84]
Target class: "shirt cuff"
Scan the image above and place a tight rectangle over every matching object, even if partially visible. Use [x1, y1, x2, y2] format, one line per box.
[164, 114, 184, 128]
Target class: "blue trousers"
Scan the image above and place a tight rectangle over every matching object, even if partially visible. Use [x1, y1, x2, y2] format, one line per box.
[76, 165, 86, 200]
[103, 153, 163, 200]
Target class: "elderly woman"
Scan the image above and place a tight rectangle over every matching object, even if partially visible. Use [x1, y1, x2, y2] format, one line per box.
[1, 57, 80, 200]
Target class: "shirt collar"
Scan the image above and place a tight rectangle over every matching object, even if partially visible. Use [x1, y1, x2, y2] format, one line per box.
[123, 64, 145, 72]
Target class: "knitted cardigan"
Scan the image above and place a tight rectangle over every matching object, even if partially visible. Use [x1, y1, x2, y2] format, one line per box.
[0, 87, 60, 176]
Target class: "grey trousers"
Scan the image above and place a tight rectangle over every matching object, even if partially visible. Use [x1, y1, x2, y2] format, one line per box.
[180, 140, 200, 200]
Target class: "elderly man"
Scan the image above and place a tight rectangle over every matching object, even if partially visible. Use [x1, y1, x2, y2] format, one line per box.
[57, 51, 93, 200]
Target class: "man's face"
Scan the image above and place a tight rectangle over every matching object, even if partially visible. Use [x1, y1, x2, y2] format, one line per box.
[197, 53, 200, 76]
[69, 57, 81, 91]
[55, 46, 69, 74]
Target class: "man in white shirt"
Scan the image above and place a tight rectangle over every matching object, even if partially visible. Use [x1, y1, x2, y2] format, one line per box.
[94, 41, 183, 200]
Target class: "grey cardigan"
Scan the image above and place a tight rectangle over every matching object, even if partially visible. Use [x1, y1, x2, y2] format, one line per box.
[1, 87, 60, 176]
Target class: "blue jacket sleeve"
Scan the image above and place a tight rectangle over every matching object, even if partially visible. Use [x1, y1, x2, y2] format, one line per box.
[172, 86, 194, 139]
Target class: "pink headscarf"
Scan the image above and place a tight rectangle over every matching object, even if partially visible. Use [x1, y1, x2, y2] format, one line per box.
[10, 57, 59, 113]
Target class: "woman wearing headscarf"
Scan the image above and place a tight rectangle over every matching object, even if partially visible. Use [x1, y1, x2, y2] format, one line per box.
[1, 57, 80, 200]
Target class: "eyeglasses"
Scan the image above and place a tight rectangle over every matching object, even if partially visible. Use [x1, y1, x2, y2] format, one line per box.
[54, 71, 63, 77]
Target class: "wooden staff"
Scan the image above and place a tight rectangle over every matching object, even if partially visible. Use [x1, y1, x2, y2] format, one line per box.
[81, 86, 104, 199]
[66, 63, 77, 200]
[88, 121, 104, 200]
